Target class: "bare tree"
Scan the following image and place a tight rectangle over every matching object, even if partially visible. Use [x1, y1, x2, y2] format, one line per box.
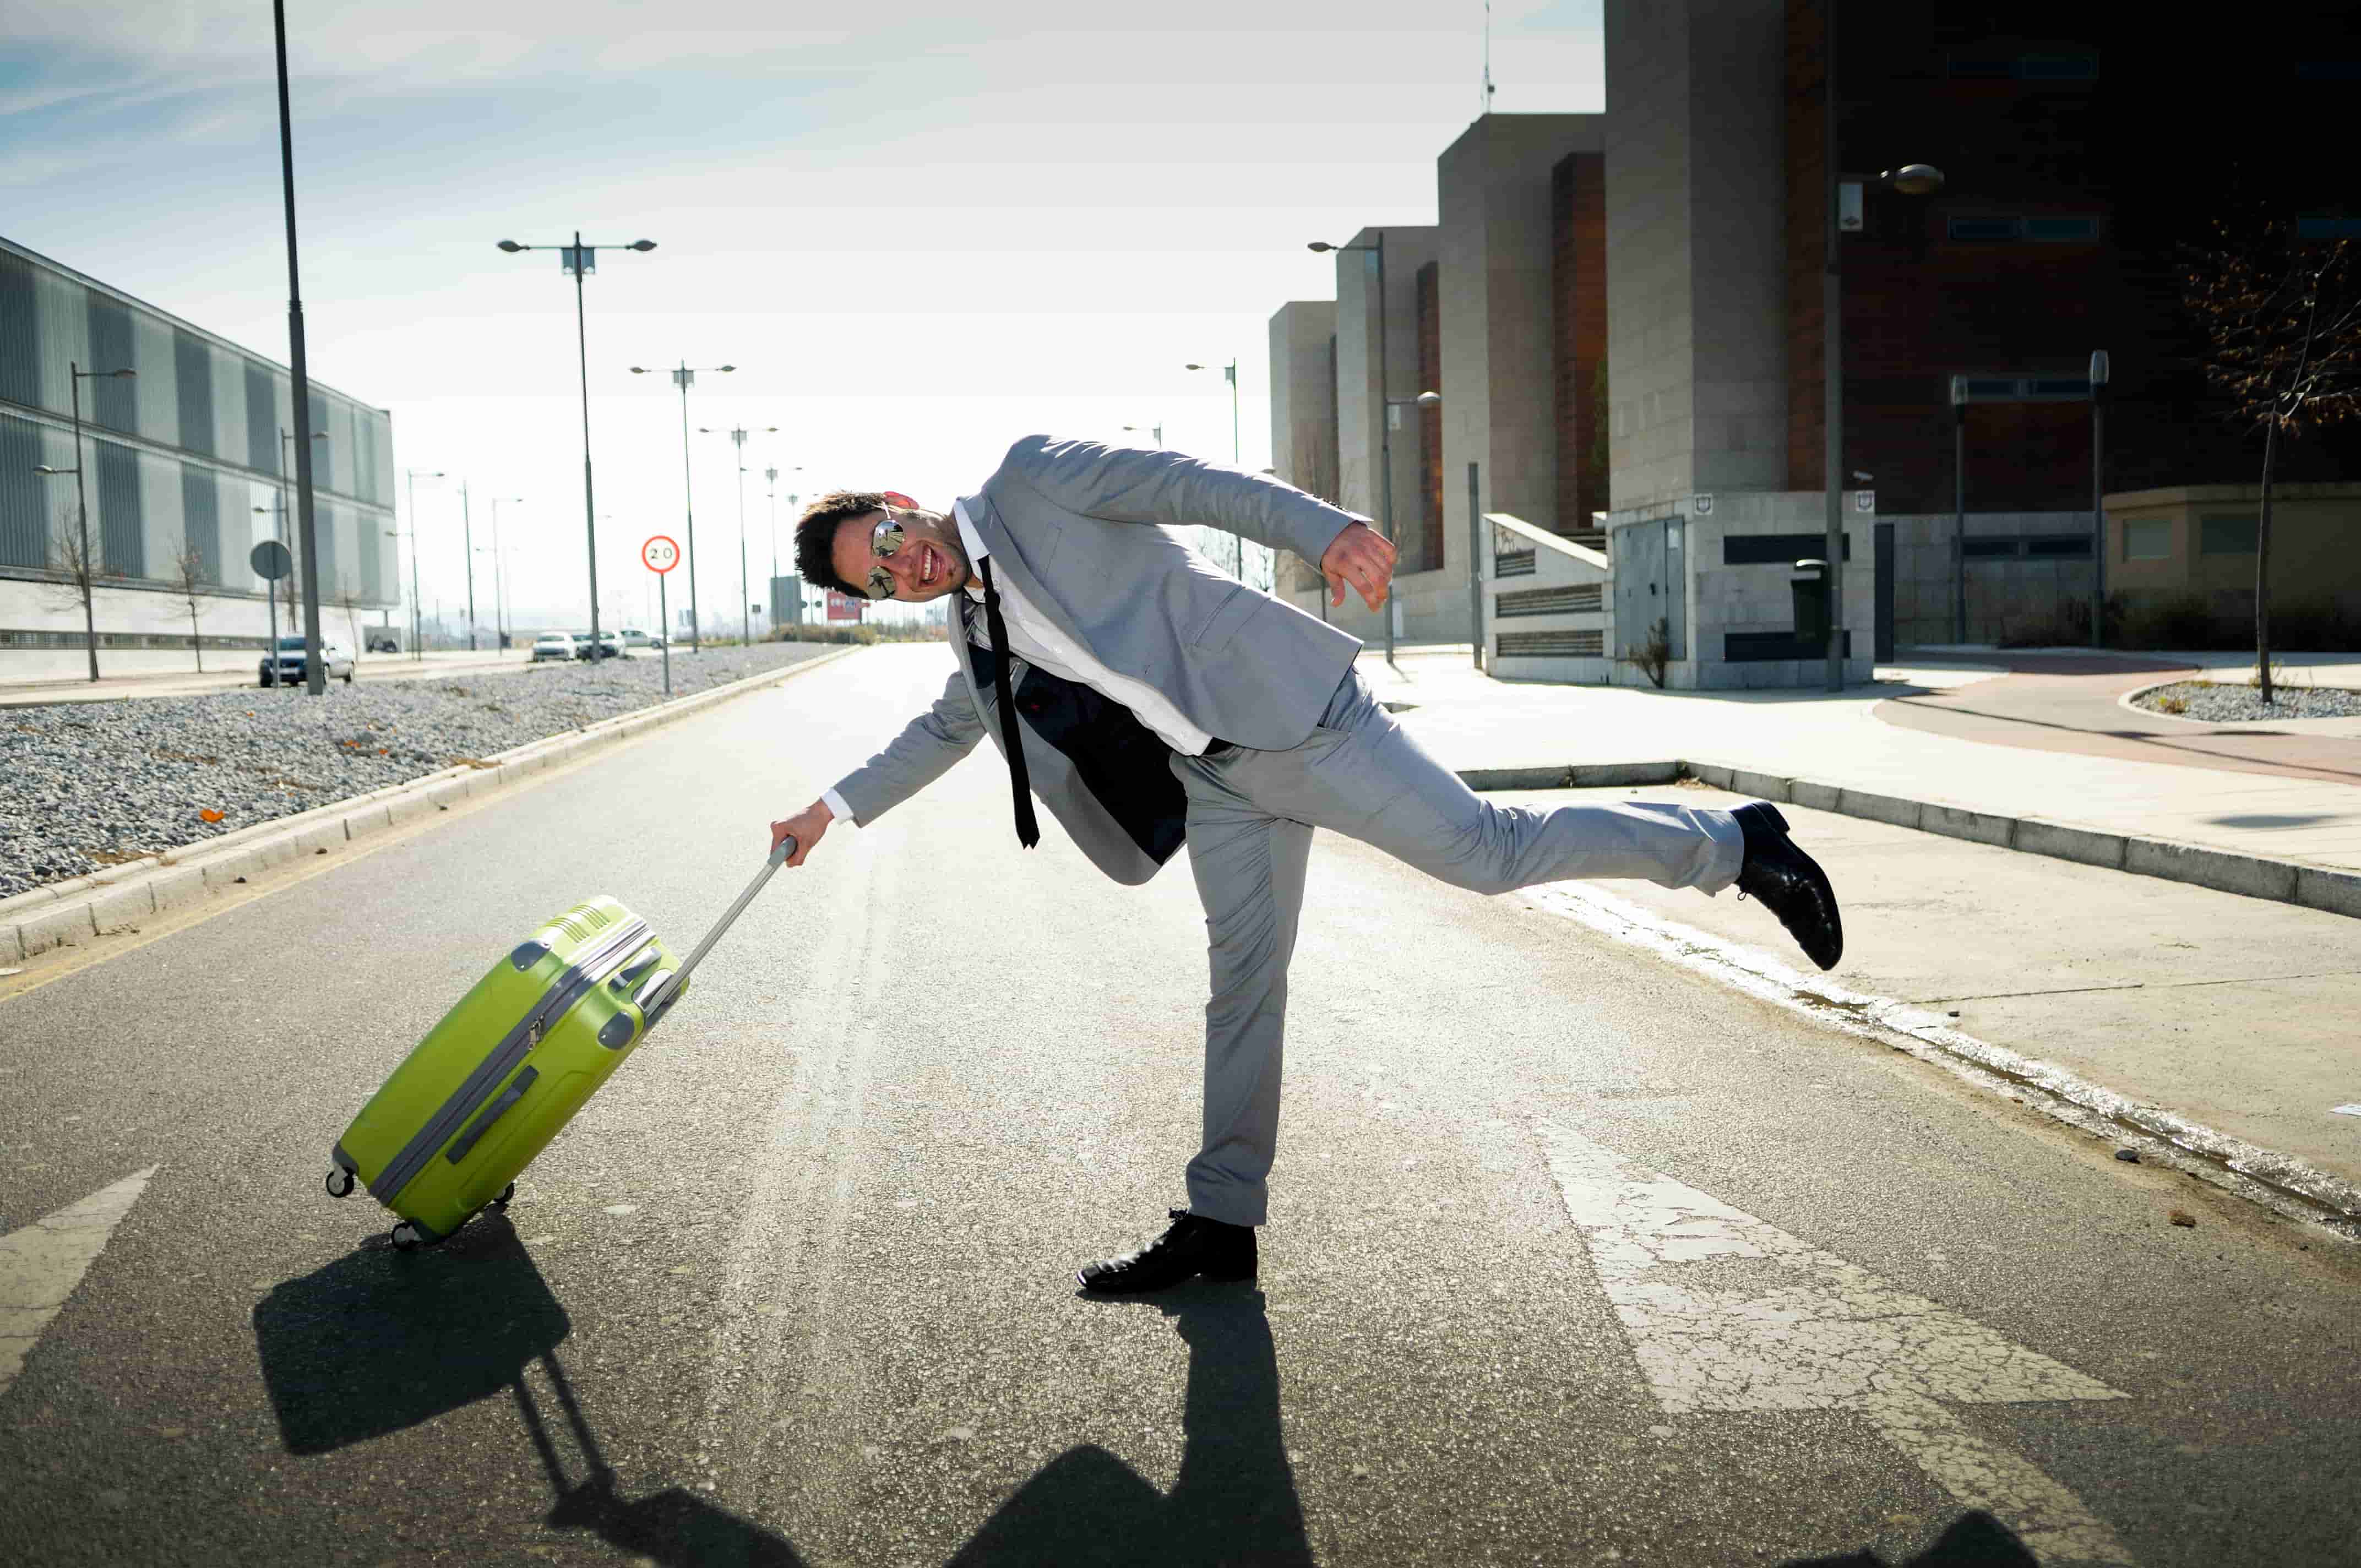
[170, 542, 210, 672]
[43, 504, 110, 682]
[2178, 219, 2359, 702]
[336, 584, 365, 661]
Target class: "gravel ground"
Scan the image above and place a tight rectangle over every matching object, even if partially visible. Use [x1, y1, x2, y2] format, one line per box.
[0, 643, 846, 900]
[2130, 679, 2361, 722]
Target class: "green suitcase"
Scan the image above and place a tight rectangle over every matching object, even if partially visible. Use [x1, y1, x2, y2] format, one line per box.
[327, 840, 790, 1246]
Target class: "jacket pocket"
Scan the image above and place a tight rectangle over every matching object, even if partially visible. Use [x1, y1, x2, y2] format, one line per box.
[1186, 585, 1263, 651]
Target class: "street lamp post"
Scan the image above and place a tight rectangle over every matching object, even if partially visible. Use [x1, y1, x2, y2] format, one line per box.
[632, 361, 730, 652]
[458, 480, 478, 651]
[488, 496, 524, 650]
[1821, 2, 1942, 688]
[701, 425, 775, 645]
[404, 469, 443, 659]
[1186, 358, 1245, 578]
[2090, 349, 2109, 647]
[764, 465, 800, 628]
[29, 361, 134, 682]
[1310, 236, 1401, 667]
[271, 0, 327, 695]
[496, 232, 656, 669]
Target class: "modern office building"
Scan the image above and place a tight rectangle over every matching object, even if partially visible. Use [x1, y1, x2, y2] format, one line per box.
[1268, 0, 2361, 684]
[0, 235, 398, 678]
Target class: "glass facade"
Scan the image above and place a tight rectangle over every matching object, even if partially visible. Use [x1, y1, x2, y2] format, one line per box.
[0, 235, 396, 631]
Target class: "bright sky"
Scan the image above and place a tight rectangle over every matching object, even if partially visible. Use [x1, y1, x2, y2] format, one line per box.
[2, 1, 1603, 626]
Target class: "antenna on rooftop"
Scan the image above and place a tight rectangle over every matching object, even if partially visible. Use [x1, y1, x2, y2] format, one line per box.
[1483, 0, 1496, 115]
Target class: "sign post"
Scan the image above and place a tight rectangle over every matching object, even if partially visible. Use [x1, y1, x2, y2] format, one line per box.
[249, 540, 293, 666]
[642, 534, 680, 696]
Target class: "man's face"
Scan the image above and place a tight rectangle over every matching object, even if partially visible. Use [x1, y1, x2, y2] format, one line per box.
[830, 507, 971, 603]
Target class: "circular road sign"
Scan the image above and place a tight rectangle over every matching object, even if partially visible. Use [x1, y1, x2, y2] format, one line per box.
[249, 539, 292, 581]
[642, 535, 681, 574]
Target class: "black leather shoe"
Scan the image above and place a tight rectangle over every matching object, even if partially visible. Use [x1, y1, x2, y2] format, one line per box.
[1732, 802, 1843, 971]
[1078, 1208, 1258, 1293]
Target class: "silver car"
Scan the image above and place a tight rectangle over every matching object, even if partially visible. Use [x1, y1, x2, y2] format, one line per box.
[258, 634, 353, 687]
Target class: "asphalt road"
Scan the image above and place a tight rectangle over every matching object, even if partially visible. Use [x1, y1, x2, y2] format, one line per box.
[2, 643, 2354, 1567]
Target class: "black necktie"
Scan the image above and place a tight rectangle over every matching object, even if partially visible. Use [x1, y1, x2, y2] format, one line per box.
[977, 557, 1040, 848]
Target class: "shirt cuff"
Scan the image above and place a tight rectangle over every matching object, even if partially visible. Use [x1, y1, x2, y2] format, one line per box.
[820, 786, 855, 826]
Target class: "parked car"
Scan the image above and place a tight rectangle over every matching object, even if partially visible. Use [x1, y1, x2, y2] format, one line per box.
[530, 633, 574, 663]
[572, 631, 620, 661]
[258, 634, 354, 688]
[366, 634, 399, 654]
[618, 627, 664, 650]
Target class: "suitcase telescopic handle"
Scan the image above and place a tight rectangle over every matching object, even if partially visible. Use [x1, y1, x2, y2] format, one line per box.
[674, 836, 792, 992]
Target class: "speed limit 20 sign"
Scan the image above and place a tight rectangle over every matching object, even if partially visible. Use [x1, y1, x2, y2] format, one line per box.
[641, 535, 681, 573]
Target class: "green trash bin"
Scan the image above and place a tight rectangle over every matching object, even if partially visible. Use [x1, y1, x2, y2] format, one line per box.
[1791, 559, 1830, 650]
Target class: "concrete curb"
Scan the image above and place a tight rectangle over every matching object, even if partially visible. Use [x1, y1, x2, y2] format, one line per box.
[1, 646, 862, 961]
[1466, 756, 2361, 920]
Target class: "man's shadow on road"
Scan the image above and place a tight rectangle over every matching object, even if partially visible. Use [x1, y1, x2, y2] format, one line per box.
[947, 1282, 1312, 1567]
[1783, 1509, 2039, 1566]
[251, 1215, 807, 1566]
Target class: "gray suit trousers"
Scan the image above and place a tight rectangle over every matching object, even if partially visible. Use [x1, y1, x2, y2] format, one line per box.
[1167, 669, 1747, 1226]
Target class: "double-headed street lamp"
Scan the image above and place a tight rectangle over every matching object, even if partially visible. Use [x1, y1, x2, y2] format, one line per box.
[765, 464, 802, 627]
[487, 496, 525, 649]
[1185, 357, 1247, 580]
[496, 232, 656, 665]
[701, 424, 776, 645]
[630, 361, 732, 652]
[1820, 5, 1942, 688]
[29, 361, 135, 682]
[404, 468, 443, 658]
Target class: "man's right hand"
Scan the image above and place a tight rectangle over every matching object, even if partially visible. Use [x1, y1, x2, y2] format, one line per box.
[770, 799, 834, 867]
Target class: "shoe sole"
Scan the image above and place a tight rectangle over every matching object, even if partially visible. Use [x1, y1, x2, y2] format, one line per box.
[1075, 1264, 1257, 1293]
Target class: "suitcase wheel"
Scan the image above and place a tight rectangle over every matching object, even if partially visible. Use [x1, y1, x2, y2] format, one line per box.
[492, 1182, 515, 1211]
[390, 1221, 426, 1251]
[325, 1167, 356, 1199]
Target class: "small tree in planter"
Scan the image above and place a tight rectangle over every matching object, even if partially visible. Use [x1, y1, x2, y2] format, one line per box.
[170, 541, 210, 671]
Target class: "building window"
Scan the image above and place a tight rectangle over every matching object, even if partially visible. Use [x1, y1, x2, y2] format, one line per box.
[1945, 52, 2099, 81]
[2123, 520, 2170, 562]
[1949, 217, 2022, 242]
[1722, 533, 1852, 566]
[1962, 538, 2020, 559]
[2026, 535, 2094, 558]
[2199, 515, 2259, 555]
[1946, 216, 2102, 243]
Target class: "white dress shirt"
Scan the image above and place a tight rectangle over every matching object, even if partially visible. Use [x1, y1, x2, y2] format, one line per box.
[821, 499, 1214, 827]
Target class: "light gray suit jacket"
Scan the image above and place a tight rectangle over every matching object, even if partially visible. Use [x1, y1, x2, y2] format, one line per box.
[830, 435, 1368, 884]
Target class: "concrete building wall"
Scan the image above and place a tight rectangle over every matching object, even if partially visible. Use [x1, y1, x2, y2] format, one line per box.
[1438, 115, 1606, 563]
[1605, 0, 1790, 515]
[1268, 299, 1340, 595]
[1333, 225, 1438, 540]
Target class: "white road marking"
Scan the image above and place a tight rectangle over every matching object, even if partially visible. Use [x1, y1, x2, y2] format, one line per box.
[1537, 1125, 2135, 1565]
[0, 1167, 156, 1400]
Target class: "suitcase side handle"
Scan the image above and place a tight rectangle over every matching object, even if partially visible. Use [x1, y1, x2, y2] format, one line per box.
[639, 838, 795, 1031]
[445, 1065, 539, 1165]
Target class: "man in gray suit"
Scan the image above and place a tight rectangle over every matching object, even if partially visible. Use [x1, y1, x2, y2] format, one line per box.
[774, 435, 1841, 1293]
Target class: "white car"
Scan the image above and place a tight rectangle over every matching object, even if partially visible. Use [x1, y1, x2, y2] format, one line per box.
[258, 634, 353, 687]
[530, 633, 574, 663]
[618, 627, 664, 650]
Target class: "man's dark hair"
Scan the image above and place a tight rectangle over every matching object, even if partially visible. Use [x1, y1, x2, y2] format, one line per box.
[794, 492, 891, 597]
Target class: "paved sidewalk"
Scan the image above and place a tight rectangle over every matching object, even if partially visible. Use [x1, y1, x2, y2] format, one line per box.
[1354, 645, 2360, 1229]
[0, 646, 541, 705]
[1359, 645, 2361, 883]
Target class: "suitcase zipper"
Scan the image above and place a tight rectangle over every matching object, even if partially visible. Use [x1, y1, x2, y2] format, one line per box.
[371, 918, 654, 1205]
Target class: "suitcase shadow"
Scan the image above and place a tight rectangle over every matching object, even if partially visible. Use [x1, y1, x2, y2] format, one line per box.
[253, 1213, 569, 1456]
[252, 1217, 809, 1565]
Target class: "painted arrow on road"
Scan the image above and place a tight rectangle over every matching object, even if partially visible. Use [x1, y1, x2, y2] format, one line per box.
[1, 1167, 157, 1400]
[1537, 1126, 2134, 1566]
